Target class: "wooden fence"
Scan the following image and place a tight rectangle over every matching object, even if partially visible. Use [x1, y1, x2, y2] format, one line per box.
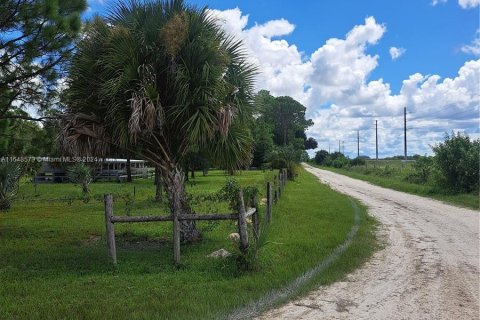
[104, 168, 289, 265]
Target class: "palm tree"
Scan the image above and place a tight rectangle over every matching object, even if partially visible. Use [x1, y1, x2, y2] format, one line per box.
[67, 163, 92, 194]
[61, 0, 256, 241]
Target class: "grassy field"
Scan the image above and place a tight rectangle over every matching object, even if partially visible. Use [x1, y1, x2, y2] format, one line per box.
[312, 161, 479, 209]
[1, 168, 377, 319]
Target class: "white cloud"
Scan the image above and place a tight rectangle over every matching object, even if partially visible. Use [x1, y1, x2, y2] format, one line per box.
[209, 7, 310, 103]
[389, 47, 406, 60]
[458, 0, 480, 8]
[461, 29, 480, 56]
[431, 0, 447, 6]
[431, 0, 480, 8]
[210, 8, 480, 157]
[208, 8, 248, 36]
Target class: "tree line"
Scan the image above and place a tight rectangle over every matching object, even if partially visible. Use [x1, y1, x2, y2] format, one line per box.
[313, 132, 479, 194]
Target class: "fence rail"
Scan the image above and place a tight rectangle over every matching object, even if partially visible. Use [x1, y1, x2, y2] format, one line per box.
[104, 168, 289, 265]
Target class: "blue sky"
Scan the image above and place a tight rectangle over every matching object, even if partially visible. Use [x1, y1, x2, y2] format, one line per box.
[86, 0, 479, 158]
[190, 0, 479, 93]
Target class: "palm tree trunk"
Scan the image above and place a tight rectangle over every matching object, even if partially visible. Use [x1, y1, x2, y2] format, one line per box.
[163, 163, 201, 242]
[82, 182, 89, 194]
[154, 166, 163, 202]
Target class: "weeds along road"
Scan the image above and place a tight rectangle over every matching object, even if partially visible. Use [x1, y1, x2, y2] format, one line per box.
[260, 163, 479, 320]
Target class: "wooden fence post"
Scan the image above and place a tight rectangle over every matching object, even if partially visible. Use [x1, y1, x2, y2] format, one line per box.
[104, 194, 117, 265]
[252, 194, 259, 240]
[237, 190, 249, 253]
[173, 214, 181, 265]
[278, 171, 282, 192]
[280, 170, 283, 188]
[266, 182, 272, 224]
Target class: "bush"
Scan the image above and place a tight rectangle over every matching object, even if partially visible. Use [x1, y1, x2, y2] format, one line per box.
[405, 156, 433, 184]
[270, 158, 287, 170]
[0, 162, 21, 211]
[268, 145, 301, 180]
[67, 163, 92, 194]
[332, 157, 349, 168]
[350, 157, 366, 166]
[432, 133, 479, 193]
[314, 150, 329, 165]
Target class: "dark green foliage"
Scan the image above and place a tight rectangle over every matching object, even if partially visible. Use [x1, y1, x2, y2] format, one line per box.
[190, 177, 258, 213]
[265, 95, 313, 146]
[320, 152, 348, 168]
[0, 116, 59, 156]
[432, 133, 479, 193]
[67, 163, 92, 194]
[406, 156, 433, 184]
[183, 151, 210, 178]
[0, 162, 21, 210]
[268, 145, 302, 179]
[350, 157, 366, 166]
[314, 149, 329, 165]
[250, 90, 313, 173]
[231, 225, 269, 272]
[216, 178, 258, 212]
[0, 0, 87, 119]
[332, 157, 349, 168]
[250, 121, 274, 168]
[314, 150, 366, 169]
[304, 137, 318, 150]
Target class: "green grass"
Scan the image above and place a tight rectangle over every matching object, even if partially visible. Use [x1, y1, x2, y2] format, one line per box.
[311, 161, 479, 209]
[1, 168, 377, 319]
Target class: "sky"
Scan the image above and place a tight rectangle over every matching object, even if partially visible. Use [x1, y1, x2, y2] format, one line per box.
[85, 0, 480, 158]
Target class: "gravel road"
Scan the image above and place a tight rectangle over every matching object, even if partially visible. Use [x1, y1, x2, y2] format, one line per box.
[259, 164, 479, 320]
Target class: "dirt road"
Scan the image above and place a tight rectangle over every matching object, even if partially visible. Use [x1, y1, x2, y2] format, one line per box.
[259, 164, 479, 320]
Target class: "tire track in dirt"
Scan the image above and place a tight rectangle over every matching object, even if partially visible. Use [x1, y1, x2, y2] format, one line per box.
[258, 164, 479, 320]
[227, 198, 361, 320]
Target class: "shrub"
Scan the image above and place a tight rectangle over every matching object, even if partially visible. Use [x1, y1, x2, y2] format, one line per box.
[350, 157, 366, 166]
[270, 158, 287, 170]
[314, 150, 329, 165]
[0, 162, 21, 211]
[332, 157, 349, 168]
[268, 145, 301, 180]
[405, 156, 433, 184]
[67, 163, 92, 194]
[377, 165, 396, 177]
[432, 133, 479, 193]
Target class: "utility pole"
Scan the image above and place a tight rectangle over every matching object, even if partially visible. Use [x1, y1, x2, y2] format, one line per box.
[328, 143, 330, 154]
[357, 130, 360, 158]
[404, 107, 407, 161]
[375, 120, 378, 161]
[338, 140, 341, 153]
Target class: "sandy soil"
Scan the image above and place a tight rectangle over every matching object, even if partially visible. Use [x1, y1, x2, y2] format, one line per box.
[259, 164, 479, 320]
